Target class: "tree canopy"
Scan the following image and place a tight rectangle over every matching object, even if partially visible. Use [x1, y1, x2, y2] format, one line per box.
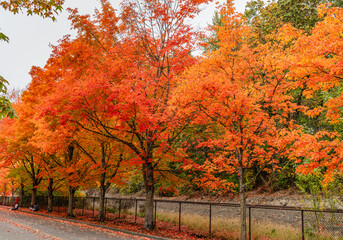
[2, 0, 343, 239]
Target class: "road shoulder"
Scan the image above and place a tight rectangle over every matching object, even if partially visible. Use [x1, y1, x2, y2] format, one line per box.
[0, 206, 170, 240]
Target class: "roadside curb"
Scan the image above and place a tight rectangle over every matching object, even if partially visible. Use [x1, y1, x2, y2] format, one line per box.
[0, 205, 170, 240]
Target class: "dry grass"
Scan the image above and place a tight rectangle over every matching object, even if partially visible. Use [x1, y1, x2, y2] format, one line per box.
[155, 210, 305, 240]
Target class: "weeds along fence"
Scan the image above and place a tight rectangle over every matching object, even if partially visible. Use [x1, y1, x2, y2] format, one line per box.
[1, 195, 343, 240]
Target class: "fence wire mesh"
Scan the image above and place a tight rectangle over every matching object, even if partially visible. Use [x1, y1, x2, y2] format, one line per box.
[304, 210, 343, 239]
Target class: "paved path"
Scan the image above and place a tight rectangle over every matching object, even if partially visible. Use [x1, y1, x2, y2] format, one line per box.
[0, 207, 154, 240]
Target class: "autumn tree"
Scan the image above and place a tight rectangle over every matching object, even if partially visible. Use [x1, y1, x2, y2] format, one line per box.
[34, 102, 96, 217]
[0, 168, 9, 201]
[0, 114, 43, 206]
[72, 131, 130, 222]
[241, 1, 343, 192]
[29, 3, 124, 218]
[34, 0, 212, 229]
[15, 66, 63, 209]
[105, 0, 212, 229]
[288, 5, 343, 184]
[36, 153, 65, 212]
[174, 1, 302, 239]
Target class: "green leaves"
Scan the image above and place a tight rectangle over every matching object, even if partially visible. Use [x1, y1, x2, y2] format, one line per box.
[0, 96, 16, 119]
[0, 75, 8, 94]
[0, 76, 16, 119]
[0, 34, 15, 119]
[0, 32, 9, 43]
[244, 0, 325, 38]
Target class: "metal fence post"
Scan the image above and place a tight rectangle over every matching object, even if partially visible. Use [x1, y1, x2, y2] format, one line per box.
[301, 210, 305, 240]
[209, 204, 212, 238]
[179, 202, 182, 232]
[249, 207, 251, 240]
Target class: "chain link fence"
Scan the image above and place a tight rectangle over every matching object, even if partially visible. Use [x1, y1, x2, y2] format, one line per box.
[1, 195, 343, 239]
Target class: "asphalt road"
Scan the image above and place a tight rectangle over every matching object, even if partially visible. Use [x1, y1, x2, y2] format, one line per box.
[0, 207, 154, 240]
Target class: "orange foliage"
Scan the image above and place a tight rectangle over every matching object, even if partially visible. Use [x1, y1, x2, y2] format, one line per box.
[175, 1, 300, 194]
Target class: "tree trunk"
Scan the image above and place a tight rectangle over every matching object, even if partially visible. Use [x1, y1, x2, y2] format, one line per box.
[31, 187, 37, 207]
[11, 182, 15, 196]
[98, 185, 106, 222]
[67, 187, 75, 217]
[2, 183, 6, 205]
[238, 156, 247, 240]
[143, 161, 155, 229]
[47, 178, 53, 213]
[19, 183, 25, 206]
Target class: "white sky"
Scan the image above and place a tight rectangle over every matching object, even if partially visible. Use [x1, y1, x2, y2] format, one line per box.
[0, 0, 250, 90]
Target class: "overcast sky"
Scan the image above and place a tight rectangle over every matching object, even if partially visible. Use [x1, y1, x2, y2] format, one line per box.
[0, 0, 250, 90]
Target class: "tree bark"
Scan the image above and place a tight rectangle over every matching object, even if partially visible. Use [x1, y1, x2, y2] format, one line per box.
[47, 178, 53, 213]
[239, 169, 247, 240]
[98, 181, 106, 222]
[19, 183, 25, 206]
[143, 160, 155, 229]
[67, 187, 76, 217]
[2, 183, 6, 205]
[31, 187, 37, 207]
[238, 148, 247, 240]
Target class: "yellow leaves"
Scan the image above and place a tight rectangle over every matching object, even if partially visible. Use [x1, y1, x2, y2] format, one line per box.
[326, 95, 343, 123]
[305, 107, 325, 118]
[275, 23, 303, 46]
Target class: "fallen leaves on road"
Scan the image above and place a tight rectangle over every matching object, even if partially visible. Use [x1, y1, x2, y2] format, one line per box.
[5, 206, 220, 239]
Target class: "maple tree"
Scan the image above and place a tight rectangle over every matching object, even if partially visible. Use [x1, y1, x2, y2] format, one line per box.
[241, 1, 343, 191]
[33, 118, 96, 217]
[23, 2, 130, 219]
[0, 166, 9, 201]
[286, 5, 343, 184]
[106, 0, 210, 229]
[19, 66, 66, 212]
[0, 57, 92, 214]
[33, 98, 96, 217]
[0, 108, 43, 206]
[32, 0, 212, 229]
[174, 1, 304, 238]
[72, 132, 130, 221]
